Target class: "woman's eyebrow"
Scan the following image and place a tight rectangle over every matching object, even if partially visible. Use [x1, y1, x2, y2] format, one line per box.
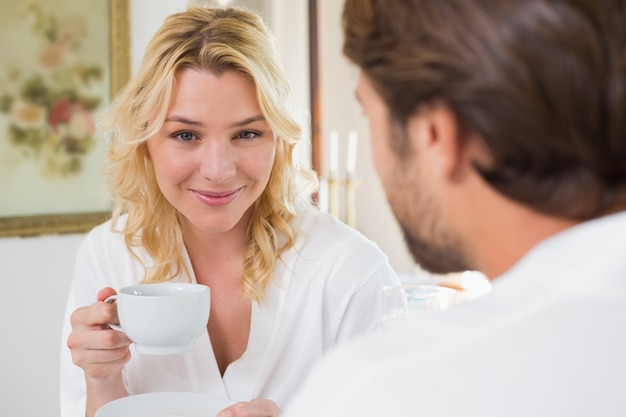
[164, 115, 265, 128]
[229, 115, 265, 128]
[164, 116, 204, 126]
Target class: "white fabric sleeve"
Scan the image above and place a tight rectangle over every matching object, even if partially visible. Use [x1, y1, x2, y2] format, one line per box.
[59, 225, 125, 417]
[334, 259, 399, 344]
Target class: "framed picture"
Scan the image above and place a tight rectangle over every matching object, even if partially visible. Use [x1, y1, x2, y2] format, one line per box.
[0, 0, 130, 237]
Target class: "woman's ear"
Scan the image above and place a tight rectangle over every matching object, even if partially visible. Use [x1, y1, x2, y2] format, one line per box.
[142, 142, 151, 161]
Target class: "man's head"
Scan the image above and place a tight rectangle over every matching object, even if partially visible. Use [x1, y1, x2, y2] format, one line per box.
[343, 0, 626, 274]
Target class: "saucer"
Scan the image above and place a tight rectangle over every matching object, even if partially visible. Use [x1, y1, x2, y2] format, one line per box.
[95, 392, 236, 417]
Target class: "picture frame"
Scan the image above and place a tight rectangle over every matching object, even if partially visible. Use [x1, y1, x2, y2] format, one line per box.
[0, 0, 130, 237]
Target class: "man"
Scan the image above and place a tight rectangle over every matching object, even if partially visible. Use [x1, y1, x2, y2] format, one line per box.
[283, 0, 626, 415]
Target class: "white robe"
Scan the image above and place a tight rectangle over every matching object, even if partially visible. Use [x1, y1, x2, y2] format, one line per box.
[60, 209, 399, 417]
[283, 211, 626, 417]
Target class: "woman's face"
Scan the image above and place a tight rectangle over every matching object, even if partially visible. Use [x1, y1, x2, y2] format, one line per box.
[146, 68, 276, 237]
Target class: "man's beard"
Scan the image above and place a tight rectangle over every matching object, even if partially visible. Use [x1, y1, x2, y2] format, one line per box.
[401, 225, 471, 274]
[385, 150, 472, 274]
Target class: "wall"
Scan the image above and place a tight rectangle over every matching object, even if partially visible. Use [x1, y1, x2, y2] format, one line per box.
[0, 234, 82, 417]
[0, 1, 414, 416]
[317, 0, 415, 273]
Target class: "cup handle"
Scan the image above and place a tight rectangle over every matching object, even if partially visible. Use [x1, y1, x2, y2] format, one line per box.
[104, 294, 123, 332]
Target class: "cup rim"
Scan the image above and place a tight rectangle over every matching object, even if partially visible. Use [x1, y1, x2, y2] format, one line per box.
[119, 282, 209, 297]
[383, 283, 457, 294]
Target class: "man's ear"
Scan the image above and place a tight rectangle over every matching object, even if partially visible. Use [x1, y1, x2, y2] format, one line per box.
[408, 102, 463, 180]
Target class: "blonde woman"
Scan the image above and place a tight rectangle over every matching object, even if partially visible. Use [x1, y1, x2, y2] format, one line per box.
[60, 6, 398, 417]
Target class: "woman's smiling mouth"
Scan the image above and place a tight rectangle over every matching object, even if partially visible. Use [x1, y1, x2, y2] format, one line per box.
[192, 188, 242, 207]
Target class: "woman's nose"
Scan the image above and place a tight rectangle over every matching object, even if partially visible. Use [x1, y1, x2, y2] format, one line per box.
[199, 140, 237, 183]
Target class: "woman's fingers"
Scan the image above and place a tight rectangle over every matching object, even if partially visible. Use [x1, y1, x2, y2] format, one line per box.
[217, 399, 281, 417]
[70, 301, 117, 329]
[67, 290, 132, 380]
[97, 287, 117, 302]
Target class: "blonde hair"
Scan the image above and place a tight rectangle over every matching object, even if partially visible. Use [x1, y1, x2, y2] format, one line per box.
[101, 6, 317, 302]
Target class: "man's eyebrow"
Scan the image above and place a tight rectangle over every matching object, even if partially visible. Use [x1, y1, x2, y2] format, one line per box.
[354, 91, 363, 105]
[229, 115, 266, 128]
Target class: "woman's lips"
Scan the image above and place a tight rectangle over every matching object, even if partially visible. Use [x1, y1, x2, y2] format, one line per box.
[192, 188, 241, 207]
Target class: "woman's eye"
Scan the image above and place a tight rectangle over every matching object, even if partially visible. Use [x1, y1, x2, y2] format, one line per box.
[236, 130, 261, 140]
[174, 131, 196, 142]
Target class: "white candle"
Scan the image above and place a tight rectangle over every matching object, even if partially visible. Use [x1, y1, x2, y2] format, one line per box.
[329, 130, 339, 178]
[346, 130, 358, 178]
[346, 181, 356, 227]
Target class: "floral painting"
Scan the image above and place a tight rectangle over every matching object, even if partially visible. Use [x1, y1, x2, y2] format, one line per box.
[0, 3, 104, 176]
[0, 0, 129, 236]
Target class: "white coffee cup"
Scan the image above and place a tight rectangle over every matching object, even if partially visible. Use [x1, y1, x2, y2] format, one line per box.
[105, 283, 210, 355]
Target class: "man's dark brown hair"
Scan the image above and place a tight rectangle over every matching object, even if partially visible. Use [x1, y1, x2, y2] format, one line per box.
[343, 0, 626, 220]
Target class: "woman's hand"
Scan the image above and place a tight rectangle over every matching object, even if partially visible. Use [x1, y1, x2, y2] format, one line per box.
[68, 287, 132, 379]
[67, 287, 131, 417]
[217, 398, 281, 417]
